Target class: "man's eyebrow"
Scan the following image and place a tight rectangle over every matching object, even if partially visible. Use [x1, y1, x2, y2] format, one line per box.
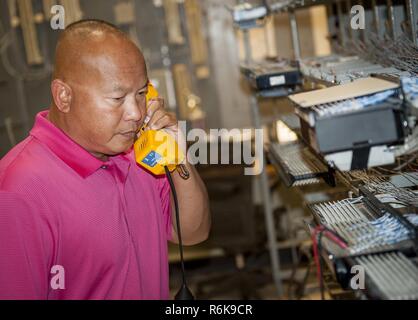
[110, 85, 128, 92]
[109, 81, 147, 93]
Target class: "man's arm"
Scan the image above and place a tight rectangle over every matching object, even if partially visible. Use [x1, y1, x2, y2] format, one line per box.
[169, 161, 210, 245]
[145, 98, 211, 246]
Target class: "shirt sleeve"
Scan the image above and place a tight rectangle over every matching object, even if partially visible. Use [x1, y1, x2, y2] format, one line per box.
[0, 192, 54, 299]
[156, 176, 173, 241]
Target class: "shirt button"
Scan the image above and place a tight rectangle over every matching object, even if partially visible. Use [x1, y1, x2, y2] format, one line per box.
[101, 165, 108, 169]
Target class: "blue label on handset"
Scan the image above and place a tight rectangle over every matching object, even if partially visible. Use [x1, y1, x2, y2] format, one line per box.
[142, 151, 162, 167]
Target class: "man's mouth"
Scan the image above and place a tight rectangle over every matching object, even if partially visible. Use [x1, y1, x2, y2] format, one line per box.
[120, 131, 137, 139]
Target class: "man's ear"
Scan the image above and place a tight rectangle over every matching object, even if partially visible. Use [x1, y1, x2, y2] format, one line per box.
[51, 79, 72, 113]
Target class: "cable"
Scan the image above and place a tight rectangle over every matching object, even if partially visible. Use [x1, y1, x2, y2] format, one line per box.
[317, 230, 325, 300]
[312, 224, 349, 300]
[311, 226, 321, 297]
[321, 226, 349, 247]
[312, 227, 325, 300]
[312, 226, 326, 300]
[164, 165, 194, 300]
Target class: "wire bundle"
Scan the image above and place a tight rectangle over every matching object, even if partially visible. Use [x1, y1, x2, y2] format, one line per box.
[311, 89, 398, 118]
[336, 32, 418, 75]
[348, 169, 387, 184]
[366, 181, 418, 207]
[313, 199, 417, 254]
[346, 213, 418, 253]
[300, 54, 408, 84]
[401, 76, 418, 107]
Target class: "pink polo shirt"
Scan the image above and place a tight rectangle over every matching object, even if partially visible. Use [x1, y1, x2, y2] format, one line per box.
[0, 111, 172, 300]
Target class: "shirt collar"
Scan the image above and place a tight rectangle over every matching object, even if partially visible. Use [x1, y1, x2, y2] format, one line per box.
[30, 110, 131, 179]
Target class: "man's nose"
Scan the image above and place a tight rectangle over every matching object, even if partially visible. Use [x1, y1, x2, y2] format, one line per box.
[124, 96, 145, 123]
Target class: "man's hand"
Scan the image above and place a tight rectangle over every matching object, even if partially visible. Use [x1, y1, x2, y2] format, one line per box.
[145, 98, 176, 130]
[141, 98, 187, 156]
[142, 97, 211, 245]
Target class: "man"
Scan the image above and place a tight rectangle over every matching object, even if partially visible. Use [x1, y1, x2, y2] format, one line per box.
[0, 20, 210, 300]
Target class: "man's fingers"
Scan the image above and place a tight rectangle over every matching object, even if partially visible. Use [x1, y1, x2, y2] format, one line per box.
[146, 98, 164, 116]
[145, 97, 177, 130]
[149, 112, 177, 130]
[145, 98, 164, 125]
[148, 109, 166, 128]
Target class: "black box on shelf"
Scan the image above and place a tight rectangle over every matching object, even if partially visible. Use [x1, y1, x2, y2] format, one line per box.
[297, 99, 407, 155]
[240, 60, 302, 91]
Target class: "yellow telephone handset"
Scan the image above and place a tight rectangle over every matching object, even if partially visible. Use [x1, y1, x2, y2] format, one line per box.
[134, 82, 185, 175]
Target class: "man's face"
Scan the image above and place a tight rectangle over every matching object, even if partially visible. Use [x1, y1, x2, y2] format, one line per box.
[67, 41, 148, 157]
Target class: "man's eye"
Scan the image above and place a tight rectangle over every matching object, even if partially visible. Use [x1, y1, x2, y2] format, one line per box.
[113, 96, 125, 101]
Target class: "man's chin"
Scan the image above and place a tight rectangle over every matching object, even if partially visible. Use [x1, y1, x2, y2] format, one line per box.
[109, 141, 135, 156]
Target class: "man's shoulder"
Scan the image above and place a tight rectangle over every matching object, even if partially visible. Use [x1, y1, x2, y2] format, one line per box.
[0, 136, 53, 191]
